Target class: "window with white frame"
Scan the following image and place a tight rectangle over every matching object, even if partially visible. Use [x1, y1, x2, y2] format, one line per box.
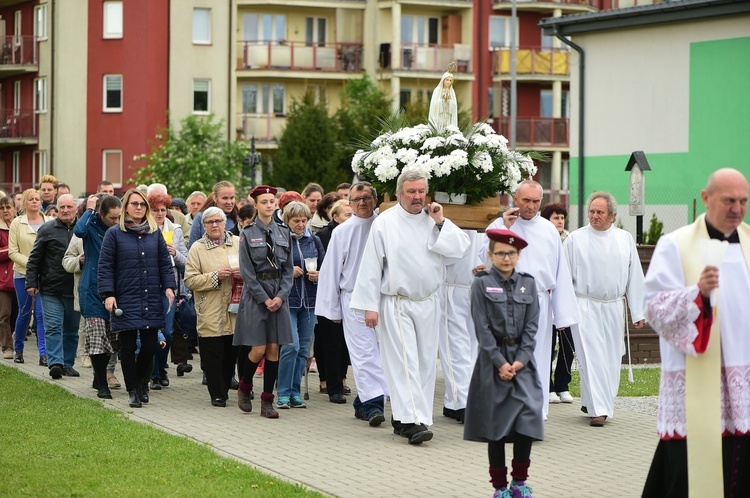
[103, 75, 123, 112]
[193, 79, 210, 114]
[34, 5, 48, 40]
[13, 81, 20, 114]
[14, 11, 21, 46]
[193, 8, 211, 44]
[103, 1, 123, 39]
[401, 16, 439, 46]
[242, 13, 286, 43]
[241, 83, 285, 114]
[489, 16, 517, 49]
[540, 89, 570, 118]
[305, 17, 326, 47]
[12, 152, 20, 185]
[33, 150, 48, 184]
[102, 150, 123, 188]
[34, 78, 47, 113]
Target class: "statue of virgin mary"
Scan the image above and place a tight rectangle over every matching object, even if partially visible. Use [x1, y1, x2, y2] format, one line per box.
[429, 62, 458, 132]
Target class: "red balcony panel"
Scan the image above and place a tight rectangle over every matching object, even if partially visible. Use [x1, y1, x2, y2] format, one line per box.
[495, 117, 569, 147]
[0, 110, 37, 140]
[0, 36, 37, 66]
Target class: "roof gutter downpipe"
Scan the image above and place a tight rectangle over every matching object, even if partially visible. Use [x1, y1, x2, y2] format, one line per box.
[554, 27, 585, 227]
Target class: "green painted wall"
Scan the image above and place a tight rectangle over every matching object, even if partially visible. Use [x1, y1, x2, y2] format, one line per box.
[570, 36, 750, 225]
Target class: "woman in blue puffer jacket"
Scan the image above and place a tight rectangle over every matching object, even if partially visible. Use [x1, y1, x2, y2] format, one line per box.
[275, 201, 324, 410]
[74, 194, 122, 400]
[98, 188, 176, 409]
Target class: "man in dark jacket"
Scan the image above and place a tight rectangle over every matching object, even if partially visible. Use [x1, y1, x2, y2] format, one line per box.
[26, 194, 80, 379]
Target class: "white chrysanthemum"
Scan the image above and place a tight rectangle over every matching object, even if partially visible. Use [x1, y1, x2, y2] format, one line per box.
[422, 136, 446, 151]
[395, 147, 419, 165]
[472, 151, 493, 173]
[448, 149, 469, 168]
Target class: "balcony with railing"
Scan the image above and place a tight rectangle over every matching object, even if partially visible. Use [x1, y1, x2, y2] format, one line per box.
[391, 42, 472, 73]
[238, 41, 363, 73]
[492, 0, 601, 11]
[495, 117, 569, 148]
[0, 110, 38, 145]
[493, 47, 569, 77]
[238, 113, 285, 145]
[0, 36, 38, 72]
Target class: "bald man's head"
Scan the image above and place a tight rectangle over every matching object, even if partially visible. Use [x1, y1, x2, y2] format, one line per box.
[701, 168, 748, 234]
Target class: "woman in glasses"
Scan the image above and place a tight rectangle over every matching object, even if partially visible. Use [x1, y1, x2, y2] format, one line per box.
[9, 189, 48, 365]
[98, 188, 176, 408]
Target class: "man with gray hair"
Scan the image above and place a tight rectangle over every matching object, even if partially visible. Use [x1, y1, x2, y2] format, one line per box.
[350, 170, 470, 444]
[482, 179, 579, 420]
[563, 191, 645, 426]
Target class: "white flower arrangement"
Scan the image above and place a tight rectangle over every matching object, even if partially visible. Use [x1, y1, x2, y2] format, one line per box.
[352, 122, 537, 202]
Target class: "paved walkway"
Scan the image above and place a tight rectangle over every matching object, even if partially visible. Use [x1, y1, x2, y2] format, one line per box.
[6, 343, 659, 498]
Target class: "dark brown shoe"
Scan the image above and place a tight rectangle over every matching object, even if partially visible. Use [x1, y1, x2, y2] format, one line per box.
[260, 400, 279, 419]
[237, 389, 253, 413]
[590, 416, 607, 427]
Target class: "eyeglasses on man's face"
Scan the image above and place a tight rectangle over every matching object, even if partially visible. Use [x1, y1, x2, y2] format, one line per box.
[129, 201, 148, 209]
[204, 219, 224, 226]
[350, 196, 374, 204]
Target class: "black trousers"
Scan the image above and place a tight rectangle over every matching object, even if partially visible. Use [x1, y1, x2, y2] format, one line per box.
[643, 436, 750, 498]
[198, 335, 236, 401]
[318, 316, 349, 395]
[119, 329, 157, 392]
[550, 326, 575, 393]
[171, 330, 195, 365]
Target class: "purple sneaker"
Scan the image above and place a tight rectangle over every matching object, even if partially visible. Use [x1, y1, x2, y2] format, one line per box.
[510, 480, 533, 498]
[493, 488, 513, 498]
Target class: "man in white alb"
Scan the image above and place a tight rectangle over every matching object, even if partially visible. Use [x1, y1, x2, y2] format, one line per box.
[564, 191, 645, 427]
[350, 170, 470, 445]
[315, 182, 389, 427]
[482, 180, 579, 419]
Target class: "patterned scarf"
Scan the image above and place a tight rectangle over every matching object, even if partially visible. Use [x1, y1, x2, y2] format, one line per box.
[124, 218, 150, 235]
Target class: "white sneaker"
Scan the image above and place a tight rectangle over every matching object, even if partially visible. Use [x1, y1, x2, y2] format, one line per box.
[558, 391, 574, 403]
[549, 392, 561, 404]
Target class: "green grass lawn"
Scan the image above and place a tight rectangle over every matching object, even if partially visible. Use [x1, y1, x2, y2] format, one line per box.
[568, 367, 661, 397]
[0, 365, 324, 497]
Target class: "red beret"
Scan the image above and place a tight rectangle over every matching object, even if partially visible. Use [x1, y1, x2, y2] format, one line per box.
[249, 185, 277, 200]
[486, 228, 528, 250]
[278, 191, 304, 210]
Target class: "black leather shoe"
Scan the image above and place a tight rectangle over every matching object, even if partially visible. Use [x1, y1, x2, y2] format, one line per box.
[176, 363, 193, 376]
[455, 408, 465, 424]
[402, 423, 433, 445]
[329, 393, 346, 404]
[49, 364, 63, 379]
[211, 398, 227, 407]
[229, 376, 239, 390]
[13, 351, 23, 364]
[97, 386, 112, 399]
[150, 379, 162, 390]
[38, 355, 47, 366]
[368, 411, 385, 427]
[443, 406, 457, 420]
[128, 389, 142, 408]
[342, 386, 352, 395]
[138, 384, 149, 404]
[63, 367, 80, 377]
[159, 375, 169, 387]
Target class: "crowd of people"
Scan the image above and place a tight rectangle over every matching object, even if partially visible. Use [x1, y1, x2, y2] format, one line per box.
[4, 167, 748, 498]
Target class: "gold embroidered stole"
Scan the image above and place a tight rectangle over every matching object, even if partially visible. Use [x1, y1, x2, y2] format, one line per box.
[674, 215, 750, 496]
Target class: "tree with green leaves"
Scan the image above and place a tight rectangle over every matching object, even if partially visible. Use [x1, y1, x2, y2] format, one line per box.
[334, 74, 392, 177]
[131, 114, 249, 199]
[266, 91, 344, 192]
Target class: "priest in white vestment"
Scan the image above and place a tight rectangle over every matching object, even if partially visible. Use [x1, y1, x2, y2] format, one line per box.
[440, 230, 484, 423]
[482, 180, 579, 419]
[315, 182, 389, 426]
[643, 168, 750, 497]
[564, 191, 645, 427]
[350, 170, 470, 445]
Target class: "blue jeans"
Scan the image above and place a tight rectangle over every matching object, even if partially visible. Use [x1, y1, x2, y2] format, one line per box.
[353, 395, 385, 419]
[13, 277, 46, 356]
[152, 295, 175, 380]
[40, 294, 80, 368]
[277, 307, 315, 398]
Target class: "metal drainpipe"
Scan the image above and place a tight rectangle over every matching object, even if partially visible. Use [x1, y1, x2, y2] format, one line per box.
[554, 26, 584, 227]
